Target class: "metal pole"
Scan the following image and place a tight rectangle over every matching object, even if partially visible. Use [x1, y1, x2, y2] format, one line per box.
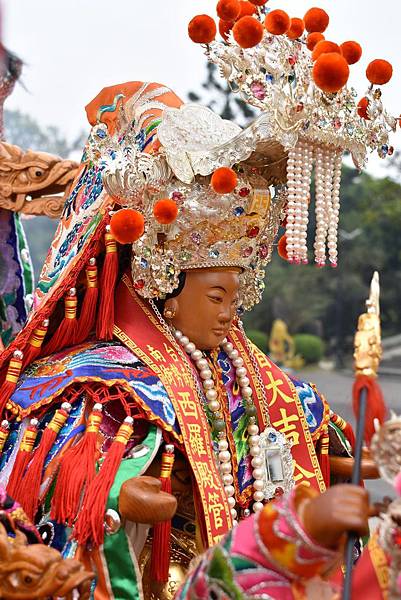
[342, 386, 368, 600]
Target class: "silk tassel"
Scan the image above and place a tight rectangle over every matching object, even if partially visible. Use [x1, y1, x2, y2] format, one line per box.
[150, 445, 175, 583]
[6, 419, 39, 500]
[22, 320, 49, 368]
[352, 374, 386, 445]
[318, 426, 330, 488]
[0, 350, 23, 418]
[330, 413, 356, 451]
[96, 230, 118, 341]
[76, 259, 99, 344]
[42, 289, 78, 356]
[51, 403, 103, 525]
[74, 416, 133, 547]
[18, 403, 71, 520]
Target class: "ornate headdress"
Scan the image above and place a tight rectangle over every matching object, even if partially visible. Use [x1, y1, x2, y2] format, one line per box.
[86, 84, 288, 309]
[188, 1, 397, 267]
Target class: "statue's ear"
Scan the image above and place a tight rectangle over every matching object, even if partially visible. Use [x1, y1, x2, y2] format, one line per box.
[0, 523, 10, 561]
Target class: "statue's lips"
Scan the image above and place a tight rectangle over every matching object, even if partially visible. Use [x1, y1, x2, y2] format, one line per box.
[213, 328, 228, 337]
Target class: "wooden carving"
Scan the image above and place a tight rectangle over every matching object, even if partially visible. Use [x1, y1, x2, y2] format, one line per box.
[0, 523, 93, 599]
[0, 142, 79, 218]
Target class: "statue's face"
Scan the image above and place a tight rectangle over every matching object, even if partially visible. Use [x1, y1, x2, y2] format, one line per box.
[165, 269, 240, 350]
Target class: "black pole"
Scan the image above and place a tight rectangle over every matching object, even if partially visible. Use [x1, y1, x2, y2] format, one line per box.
[342, 386, 368, 600]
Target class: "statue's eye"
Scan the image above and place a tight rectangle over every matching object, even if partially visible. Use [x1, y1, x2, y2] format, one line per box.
[24, 576, 33, 584]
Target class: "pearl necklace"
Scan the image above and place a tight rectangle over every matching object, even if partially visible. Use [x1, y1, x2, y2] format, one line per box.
[173, 329, 265, 522]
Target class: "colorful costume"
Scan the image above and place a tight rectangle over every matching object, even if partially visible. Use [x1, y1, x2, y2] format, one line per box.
[0, 80, 357, 599]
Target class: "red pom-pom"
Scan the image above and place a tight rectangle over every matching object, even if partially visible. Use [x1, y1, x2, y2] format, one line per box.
[312, 40, 341, 62]
[304, 7, 329, 33]
[313, 52, 350, 94]
[265, 9, 290, 35]
[306, 32, 325, 50]
[219, 19, 234, 40]
[340, 41, 362, 65]
[216, 0, 240, 21]
[366, 59, 393, 85]
[233, 15, 264, 48]
[277, 235, 288, 260]
[248, 0, 267, 5]
[287, 18, 305, 40]
[211, 167, 238, 194]
[188, 15, 217, 44]
[110, 209, 145, 244]
[357, 97, 370, 120]
[237, 1, 256, 18]
[153, 199, 179, 225]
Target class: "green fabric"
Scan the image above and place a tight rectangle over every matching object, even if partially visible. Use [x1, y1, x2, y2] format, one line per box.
[102, 425, 159, 600]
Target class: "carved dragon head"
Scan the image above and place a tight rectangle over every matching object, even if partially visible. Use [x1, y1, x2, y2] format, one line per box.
[0, 523, 92, 599]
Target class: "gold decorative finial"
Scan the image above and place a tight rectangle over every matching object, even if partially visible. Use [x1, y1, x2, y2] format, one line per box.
[353, 271, 382, 378]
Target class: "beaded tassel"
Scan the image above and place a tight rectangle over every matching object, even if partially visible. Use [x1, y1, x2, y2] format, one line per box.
[0, 350, 23, 417]
[7, 418, 39, 500]
[74, 416, 134, 547]
[42, 289, 78, 356]
[18, 403, 71, 520]
[51, 403, 103, 525]
[150, 445, 175, 583]
[317, 425, 330, 488]
[96, 229, 118, 341]
[76, 258, 99, 344]
[22, 320, 49, 367]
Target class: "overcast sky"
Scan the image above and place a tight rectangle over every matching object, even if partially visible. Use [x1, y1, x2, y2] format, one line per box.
[3, 0, 401, 175]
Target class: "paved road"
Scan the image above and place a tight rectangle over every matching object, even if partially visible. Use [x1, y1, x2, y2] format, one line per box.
[296, 367, 400, 502]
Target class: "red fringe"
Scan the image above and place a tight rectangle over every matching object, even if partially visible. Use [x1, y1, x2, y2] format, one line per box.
[42, 289, 78, 356]
[22, 321, 49, 369]
[51, 404, 103, 525]
[96, 232, 118, 341]
[352, 374, 386, 445]
[318, 428, 330, 488]
[7, 419, 39, 501]
[150, 448, 175, 583]
[18, 405, 71, 520]
[74, 416, 133, 547]
[76, 260, 99, 344]
[0, 351, 23, 419]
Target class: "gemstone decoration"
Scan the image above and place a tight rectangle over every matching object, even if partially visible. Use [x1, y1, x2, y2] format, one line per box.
[247, 226, 260, 238]
[234, 206, 245, 217]
[250, 81, 266, 100]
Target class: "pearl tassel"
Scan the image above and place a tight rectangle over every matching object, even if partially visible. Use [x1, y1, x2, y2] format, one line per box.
[174, 330, 265, 517]
[327, 149, 342, 267]
[314, 144, 329, 267]
[286, 139, 314, 264]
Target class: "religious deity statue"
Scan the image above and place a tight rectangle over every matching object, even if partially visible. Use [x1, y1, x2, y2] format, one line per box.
[0, 81, 363, 599]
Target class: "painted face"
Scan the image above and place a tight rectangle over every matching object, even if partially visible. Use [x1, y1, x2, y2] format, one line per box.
[166, 269, 240, 350]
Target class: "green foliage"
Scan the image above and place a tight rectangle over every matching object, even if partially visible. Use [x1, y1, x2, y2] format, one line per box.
[246, 329, 268, 353]
[293, 334, 325, 365]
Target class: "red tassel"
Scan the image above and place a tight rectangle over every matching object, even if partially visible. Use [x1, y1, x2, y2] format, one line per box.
[42, 288, 78, 356]
[96, 230, 118, 341]
[352, 374, 386, 445]
[330, 412, 356, 451]
[18, 403, 71, 520]
[76, 259, 99, 344]
[150, 445, 175, 583]
[0, 350, 23, 418]
[6, 418, 39, 501]
[51, 403, 103, 525]
[318, 427, 330, 488]
[22, 320, 49, 369]
[0, 419, 10, 455]
[73, 416, 133, 547]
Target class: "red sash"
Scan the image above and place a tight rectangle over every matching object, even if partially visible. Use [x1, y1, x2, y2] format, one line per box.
[114, 274, 324, 546]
